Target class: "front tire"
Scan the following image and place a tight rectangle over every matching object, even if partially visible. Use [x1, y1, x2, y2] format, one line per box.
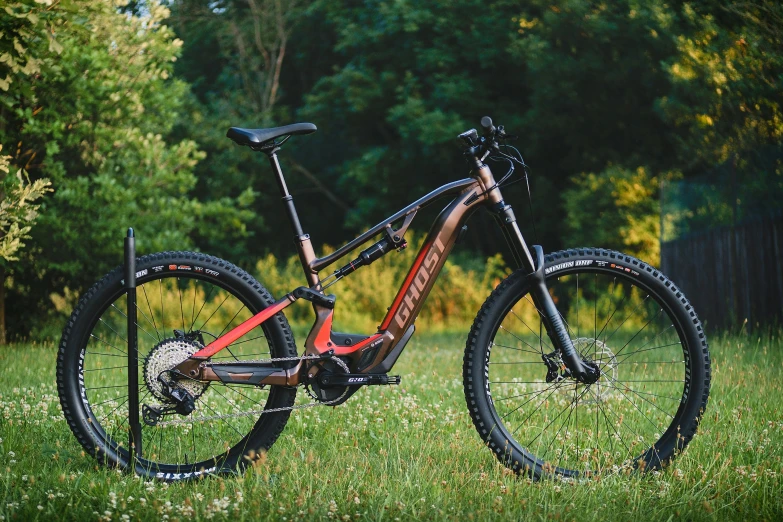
[463, 248, 710, 478]
[57, 251, 298, 480]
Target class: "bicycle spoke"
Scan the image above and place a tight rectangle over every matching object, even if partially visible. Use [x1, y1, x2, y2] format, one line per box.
[215, 305, 247, 339]
[600, 375, 676, 420]
[601, 295, 651, 347]
[609, 306, 664, 360]
[491, 341, 542, 357]
[198, 293, 231, 331]
[508, 308, 552, 352]
[98, 318, 128, 345]
[498, 382, 563, 421]
[159, 279, 165, 339]
[111, 303, 159, 344]
[614, 341, 682, 365]
[141, 285, 160, 341]
[89, 334, 128, 356]
[178, 278, 185, 333]
[481, 265, 695, 476]
[190, 284, 216, 332]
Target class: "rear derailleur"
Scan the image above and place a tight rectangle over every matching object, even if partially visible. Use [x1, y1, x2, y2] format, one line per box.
[142, 371, 197, 427]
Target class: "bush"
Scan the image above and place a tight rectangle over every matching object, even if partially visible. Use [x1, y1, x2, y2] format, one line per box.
[255, 234, 510, 333]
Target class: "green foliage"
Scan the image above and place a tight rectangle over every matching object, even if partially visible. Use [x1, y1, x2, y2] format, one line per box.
[563, 166, 661, 265]
[659, 0, 783, 165]
[662, 148, 783, 239]
[0, 146, 51, 262]
[2, 0, 782, 338]
[256, 233, 509, 332]
[169, 0, 783, 265]
[0, 1, 253, 338]
[0, 0, 67, 92]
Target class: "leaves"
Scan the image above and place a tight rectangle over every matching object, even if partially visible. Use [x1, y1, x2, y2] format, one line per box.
[0, 146, 52, 262]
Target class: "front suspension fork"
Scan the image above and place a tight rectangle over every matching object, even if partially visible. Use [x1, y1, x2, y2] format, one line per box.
[493, 203, 599, 384]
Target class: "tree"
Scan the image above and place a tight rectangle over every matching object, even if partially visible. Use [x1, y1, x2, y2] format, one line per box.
[0, 148, 51, 343]
[562, 166, 661, 265]
[165, 0, 309, 266]
[0, 1, 250, 340]
[659, 0, 783, 166]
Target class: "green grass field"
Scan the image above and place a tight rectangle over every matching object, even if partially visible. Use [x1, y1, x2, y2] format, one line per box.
[1, 330, 781, 521]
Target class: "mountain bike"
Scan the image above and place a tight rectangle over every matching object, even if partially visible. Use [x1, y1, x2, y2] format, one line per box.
[57, 117, 711, 481]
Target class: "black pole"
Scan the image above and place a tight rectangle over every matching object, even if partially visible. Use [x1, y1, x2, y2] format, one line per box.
[125, 228, 142, 465]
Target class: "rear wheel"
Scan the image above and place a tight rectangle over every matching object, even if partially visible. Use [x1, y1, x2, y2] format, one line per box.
[57, 251, 298, 480]
[464, 248, 710, 478]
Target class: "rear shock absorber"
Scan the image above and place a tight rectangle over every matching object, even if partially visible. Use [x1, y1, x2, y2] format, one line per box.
[332, 236, 404, 279]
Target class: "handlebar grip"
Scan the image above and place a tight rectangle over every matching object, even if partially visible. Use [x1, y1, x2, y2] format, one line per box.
[480, 116, 495, 135]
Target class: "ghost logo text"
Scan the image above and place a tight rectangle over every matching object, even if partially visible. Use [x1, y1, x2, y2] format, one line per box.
[394, 237, 446, 328]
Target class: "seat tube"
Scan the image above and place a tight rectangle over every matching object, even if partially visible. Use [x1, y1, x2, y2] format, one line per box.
[266, 152, 319, 287]
[268, 152, 304, 236]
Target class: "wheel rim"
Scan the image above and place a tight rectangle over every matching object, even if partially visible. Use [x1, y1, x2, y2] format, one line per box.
[76, 271, 279, 473]
[486, 268, 689, 476]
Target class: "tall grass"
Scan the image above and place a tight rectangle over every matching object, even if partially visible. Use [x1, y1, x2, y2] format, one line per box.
[1, 331, 782, 520]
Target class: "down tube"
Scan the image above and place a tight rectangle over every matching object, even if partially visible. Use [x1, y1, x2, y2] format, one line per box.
[379, 184, 486, 343]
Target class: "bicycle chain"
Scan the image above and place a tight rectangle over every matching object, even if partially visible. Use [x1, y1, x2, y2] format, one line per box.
[150, 354, 349, 428]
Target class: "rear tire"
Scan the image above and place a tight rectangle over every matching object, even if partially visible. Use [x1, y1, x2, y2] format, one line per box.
[463, 248, 710, 478]
[57, 251, 298, 481]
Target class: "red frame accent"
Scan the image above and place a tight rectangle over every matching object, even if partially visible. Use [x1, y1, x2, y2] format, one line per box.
[379, 241, 430, 330]
[192, 296, 292, 358]
[310, 312, 383, 355]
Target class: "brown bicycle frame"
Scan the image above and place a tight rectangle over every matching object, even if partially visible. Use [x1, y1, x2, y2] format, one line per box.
[181, 158, 538, 386]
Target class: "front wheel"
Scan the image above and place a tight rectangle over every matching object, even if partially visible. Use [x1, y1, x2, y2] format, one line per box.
[463, 248, 710, 478]
[57, 251, 298, 480]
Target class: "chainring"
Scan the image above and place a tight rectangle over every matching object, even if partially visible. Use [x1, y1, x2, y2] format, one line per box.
[305, 357, 351, 403]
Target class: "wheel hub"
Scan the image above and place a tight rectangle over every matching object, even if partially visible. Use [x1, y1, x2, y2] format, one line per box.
[573, 337, 617, 402]
[143, 338, 208, 403]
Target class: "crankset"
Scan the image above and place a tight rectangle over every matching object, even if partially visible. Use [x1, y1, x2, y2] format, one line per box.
[318, 373, 401, 387]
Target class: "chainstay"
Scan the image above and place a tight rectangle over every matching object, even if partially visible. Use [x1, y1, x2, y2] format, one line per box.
[151, 354, 349, 428]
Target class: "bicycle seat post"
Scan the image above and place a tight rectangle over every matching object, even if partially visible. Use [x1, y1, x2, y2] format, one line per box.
[265, 150, 320, 288]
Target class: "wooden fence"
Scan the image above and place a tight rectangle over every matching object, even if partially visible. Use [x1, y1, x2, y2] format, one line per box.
[661, 215, 783, 332]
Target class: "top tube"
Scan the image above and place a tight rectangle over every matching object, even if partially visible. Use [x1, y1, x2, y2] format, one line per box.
[310, 178, 478, 273]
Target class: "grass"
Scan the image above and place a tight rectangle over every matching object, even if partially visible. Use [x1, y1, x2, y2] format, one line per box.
[1, 330, 782, 521]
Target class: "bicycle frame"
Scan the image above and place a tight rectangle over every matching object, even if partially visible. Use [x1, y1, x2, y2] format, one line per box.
[177, 154, 526, 381]
[177, 146, 591, 386]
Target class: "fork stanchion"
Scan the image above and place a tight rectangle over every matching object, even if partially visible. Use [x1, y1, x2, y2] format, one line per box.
[125, 228, 142, 464]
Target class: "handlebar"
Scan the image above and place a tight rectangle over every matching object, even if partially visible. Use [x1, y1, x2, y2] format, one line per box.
[458, 115, 509, 162]
[480, 116, 495, 136]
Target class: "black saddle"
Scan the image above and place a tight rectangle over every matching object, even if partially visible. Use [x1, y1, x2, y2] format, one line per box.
[226, 123, 317, 149]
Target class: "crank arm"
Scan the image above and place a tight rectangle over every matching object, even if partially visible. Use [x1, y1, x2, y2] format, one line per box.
[318, 373, 401, 387]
